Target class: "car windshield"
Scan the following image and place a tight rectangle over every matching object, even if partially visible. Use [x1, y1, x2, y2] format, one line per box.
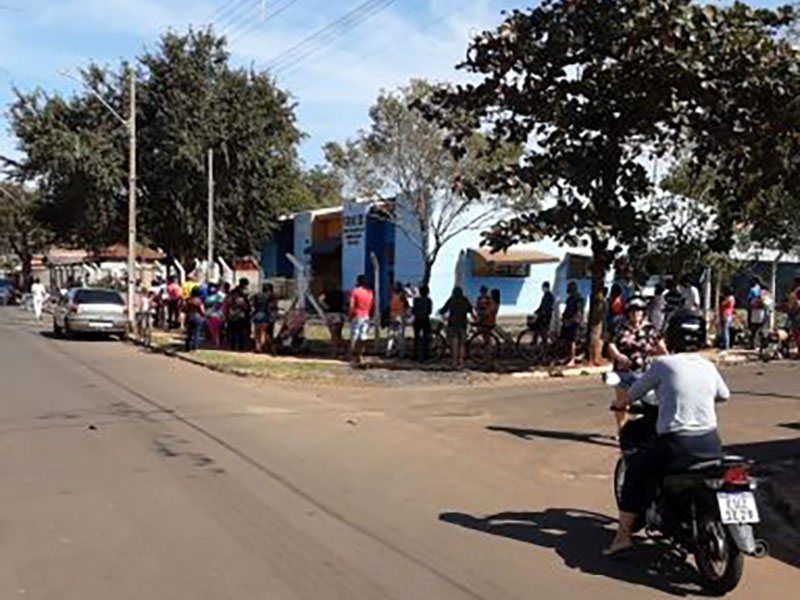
[74, 289, 124, 305]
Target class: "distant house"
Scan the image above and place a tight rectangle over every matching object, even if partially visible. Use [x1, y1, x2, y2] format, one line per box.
[730, 247, 800, 305]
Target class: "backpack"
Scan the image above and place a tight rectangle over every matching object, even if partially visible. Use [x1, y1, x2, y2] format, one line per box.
[229, 292, 249, 321]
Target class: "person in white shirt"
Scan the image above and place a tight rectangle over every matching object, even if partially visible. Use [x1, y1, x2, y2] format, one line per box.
[30, 278, 48, 322]
[646, 283, 666, 330]
[679, 277, 701, 313]
[604, 352, 729, 556]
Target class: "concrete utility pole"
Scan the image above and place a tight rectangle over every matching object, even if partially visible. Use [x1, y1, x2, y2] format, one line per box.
[207, 148, 214, 282]
[127, 70, 137, 327]
[59, 68, 137, 327]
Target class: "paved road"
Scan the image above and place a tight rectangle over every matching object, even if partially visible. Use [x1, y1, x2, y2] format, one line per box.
[1, 308, 797, 599]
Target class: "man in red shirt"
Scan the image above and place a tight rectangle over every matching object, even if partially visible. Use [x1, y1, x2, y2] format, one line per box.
[349, 275, 374, 366]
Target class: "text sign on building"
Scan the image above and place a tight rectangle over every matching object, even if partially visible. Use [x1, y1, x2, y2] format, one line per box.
[343, 213, 367, 247]
[342, 201, 370, 290]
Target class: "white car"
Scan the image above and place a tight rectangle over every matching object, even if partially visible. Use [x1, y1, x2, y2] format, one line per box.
[53, 288, 128, 338]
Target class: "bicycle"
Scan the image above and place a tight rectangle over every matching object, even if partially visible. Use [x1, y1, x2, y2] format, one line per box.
[516, 314, 552, 364]
[467, 321, 517, 364]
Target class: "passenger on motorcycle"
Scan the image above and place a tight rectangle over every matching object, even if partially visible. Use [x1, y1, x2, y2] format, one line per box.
[606, 296, 668, 432]
[604, 352, 731, 557]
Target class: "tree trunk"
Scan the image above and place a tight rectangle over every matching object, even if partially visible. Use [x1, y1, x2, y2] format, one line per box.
[588, 238, 609, 365]
[21, 253, 33, 291]
[422, 260, 433, 287]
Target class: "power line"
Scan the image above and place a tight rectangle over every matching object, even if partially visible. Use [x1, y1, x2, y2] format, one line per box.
[268, 0, 393, 72]
[215, 0, 260, 34]
[208, 0, 252, 23]
[284, 0, 468, 81]
[228, 0, 302, 45]
[267, 0, 397, 75]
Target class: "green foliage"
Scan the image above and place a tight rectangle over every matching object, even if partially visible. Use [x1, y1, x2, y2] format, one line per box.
[292, 166, 344, 210]
[0, 183, 50, 287]
[325, 78, 534, 284]
[3, 29, 306, 262]
[422, 0, 797, 358]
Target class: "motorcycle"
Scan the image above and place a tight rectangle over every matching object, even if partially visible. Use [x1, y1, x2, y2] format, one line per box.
[604, 372, 768, 596]
[757, 327, 791, 363]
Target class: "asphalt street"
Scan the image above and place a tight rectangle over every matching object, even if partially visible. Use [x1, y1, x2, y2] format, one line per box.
[1, 307, 798, 599]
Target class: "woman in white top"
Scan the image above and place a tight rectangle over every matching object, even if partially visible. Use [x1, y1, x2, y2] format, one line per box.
[30, 278, 48, 322]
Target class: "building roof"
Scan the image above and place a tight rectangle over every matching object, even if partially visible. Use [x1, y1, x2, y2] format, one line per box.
[471, 248, 560, 266]
[97, 243, 165, 261]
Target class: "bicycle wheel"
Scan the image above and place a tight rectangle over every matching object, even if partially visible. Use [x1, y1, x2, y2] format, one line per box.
[516, 329, 547, 364]
[428, 333, 447, 363]
[468, 331, 499, 364]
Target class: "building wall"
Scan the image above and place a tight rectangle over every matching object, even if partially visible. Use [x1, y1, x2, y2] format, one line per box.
[461, 259, 557, 317]
[426, 204, 572, 316]
[341, 202, 370, 291]
[393, 194, 426, 288]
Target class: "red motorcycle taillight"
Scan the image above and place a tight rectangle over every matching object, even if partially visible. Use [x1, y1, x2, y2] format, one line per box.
[723, 466, 750, 486]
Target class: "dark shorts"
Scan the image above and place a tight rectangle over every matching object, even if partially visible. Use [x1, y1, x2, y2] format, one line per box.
[447, 325, 467, 343]
[561, 321, 579, 342]
[253, 312, 268, 325]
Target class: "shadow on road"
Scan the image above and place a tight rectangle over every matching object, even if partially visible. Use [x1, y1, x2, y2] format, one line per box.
[39, 331, 121, 343]
[440, 508, 709, 596]
[726, 436, 800, 465]
[487, 425, 618, 448]
[725, 437, 800, 570]
[781, 422, 800, 431]
[732, 390, 800, 401]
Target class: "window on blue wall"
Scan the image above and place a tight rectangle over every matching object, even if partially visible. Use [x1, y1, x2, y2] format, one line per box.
[472, 262, 530, 278]
[566, 256, 591, 279]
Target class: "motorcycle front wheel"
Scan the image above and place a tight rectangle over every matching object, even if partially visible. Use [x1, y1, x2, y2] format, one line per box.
[694, 516, 744, 596]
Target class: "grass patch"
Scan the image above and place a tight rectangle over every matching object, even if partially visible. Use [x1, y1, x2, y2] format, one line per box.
[184, 349, 351, 383]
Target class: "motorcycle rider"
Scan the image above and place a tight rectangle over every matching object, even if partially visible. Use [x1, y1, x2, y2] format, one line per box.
[606, 296, 668, 432]
[604, 350, 731, 557]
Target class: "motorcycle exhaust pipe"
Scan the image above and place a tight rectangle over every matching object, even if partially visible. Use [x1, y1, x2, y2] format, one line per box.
[752, 540, 770, 558]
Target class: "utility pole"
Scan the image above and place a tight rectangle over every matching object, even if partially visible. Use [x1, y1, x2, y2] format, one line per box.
[127, 69, 137, 327]
[207, 148, 214, 282]
[59, 68, 137, 326]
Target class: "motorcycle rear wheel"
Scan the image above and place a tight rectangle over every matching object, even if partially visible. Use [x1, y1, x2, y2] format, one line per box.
[694, 516, 744, 596]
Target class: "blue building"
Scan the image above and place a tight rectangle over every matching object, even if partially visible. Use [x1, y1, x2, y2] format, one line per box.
[262, 199, 596, 318]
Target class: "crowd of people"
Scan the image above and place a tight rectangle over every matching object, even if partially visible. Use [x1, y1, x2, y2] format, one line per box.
[133, 269, 800, 368]
[137, 275, 281, 354]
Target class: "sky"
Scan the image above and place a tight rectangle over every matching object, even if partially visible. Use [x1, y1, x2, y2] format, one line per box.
[0, 0, 789, 171]
[0, 0, 526, 169]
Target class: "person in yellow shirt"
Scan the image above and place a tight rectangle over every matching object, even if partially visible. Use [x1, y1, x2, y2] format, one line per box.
[181, 275, 199, 303]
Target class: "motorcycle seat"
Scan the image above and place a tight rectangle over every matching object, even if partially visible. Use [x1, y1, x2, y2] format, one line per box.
[686, 455, 747, 472]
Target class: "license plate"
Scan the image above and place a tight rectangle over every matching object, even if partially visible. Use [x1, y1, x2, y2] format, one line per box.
[89, 322, 113, 329]
[717, 492, 760, 524]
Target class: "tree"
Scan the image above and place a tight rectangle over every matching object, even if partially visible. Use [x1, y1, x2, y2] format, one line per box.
[0, 183, 50, 289]
[324, 79, 533, 286]
[294, 166, 344, 209]
[3, 29, 306, 264]
[423, 0, 796, 363]
[4, 68, 129, 250]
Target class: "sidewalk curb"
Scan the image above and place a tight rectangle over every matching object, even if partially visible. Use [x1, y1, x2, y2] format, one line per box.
[162, 348, 255, 379]
[131, 330, 765, 384]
